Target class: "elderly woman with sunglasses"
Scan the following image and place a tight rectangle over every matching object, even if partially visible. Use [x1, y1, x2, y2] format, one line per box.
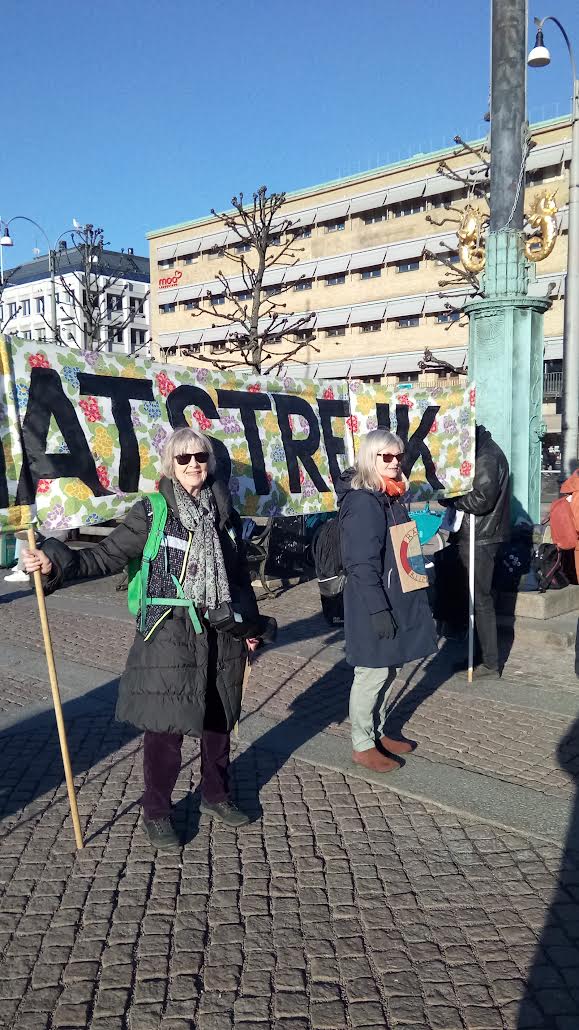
[337, 429, 438, 774]
[22, 427, 270, 850]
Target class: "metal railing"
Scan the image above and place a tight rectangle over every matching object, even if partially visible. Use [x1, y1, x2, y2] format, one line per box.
[543, 371, 563, 397]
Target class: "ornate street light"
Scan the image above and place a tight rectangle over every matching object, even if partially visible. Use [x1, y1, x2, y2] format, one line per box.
[529, 15, 579, 477]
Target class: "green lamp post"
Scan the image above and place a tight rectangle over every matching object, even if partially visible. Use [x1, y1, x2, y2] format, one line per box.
[465, 0, 550, 525]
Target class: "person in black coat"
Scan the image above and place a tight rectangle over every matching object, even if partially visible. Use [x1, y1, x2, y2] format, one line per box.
[440, 424, 510, 678]
[338, 430, 438, 774]
[22, 427, 272, 850]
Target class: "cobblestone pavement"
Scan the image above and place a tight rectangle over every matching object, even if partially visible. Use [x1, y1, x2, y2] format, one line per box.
[1, 576, 579, 1028]
[241, 652, 579, 800]
[1, 581, 577, 799]
[1, 708, 579, 1030]
[0, 672, 52, 715]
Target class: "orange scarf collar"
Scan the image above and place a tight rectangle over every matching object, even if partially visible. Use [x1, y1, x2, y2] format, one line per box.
[380, 477, 406, 497]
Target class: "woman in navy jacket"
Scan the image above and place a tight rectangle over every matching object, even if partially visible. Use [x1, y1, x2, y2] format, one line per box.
[338, 430, 438, 772]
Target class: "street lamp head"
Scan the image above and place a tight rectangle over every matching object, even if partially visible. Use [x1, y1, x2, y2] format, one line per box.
[528, 28, 551, 67]
[0, 229, 13, 247]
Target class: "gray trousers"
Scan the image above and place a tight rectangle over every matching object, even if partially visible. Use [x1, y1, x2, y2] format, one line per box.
[350, 666, 397, 752]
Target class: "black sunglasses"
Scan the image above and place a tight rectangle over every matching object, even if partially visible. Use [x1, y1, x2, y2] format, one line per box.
[174, 452, 209, 466]
[378, 452, 403, 463]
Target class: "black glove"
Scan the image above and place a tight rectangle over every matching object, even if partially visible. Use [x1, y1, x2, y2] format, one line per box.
[371, 610, 396, 640]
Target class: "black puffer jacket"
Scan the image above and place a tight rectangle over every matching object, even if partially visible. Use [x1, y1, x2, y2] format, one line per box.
[41, 477, 258, 736]
[449, 425, 510, 546]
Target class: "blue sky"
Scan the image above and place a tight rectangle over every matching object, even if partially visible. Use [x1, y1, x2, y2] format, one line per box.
[2, 0, 577, 265]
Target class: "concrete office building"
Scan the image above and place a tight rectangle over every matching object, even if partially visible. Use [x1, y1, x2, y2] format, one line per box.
[148, 116, 571, 437]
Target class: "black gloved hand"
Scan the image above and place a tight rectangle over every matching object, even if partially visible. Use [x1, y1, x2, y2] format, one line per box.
[371, 610, 396, 640]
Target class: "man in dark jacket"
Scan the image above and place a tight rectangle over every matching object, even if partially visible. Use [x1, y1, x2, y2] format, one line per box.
[442, 425, 510, 677]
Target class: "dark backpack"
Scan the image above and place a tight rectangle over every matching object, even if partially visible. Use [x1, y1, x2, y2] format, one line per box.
[312, 517, 345, 597]
[531, 543, 570, 593]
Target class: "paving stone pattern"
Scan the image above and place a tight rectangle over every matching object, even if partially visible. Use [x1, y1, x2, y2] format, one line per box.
[0, 603, 132, 675]
[242, 653, 579, 800]
[1, 710, 579, 1030]
[0, 673, 51, 715]
[1, 582, 578, 801]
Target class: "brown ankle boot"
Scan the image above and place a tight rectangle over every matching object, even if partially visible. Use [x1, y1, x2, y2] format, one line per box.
[379, 734, 415, 755]
[352, 747, 401, 773]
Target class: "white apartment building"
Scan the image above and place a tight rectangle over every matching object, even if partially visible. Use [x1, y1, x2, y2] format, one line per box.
[0, 245, 150, 355]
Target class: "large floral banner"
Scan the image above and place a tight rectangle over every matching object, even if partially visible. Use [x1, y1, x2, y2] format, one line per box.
[0, 335, 475, 533]
[347, 379, 476, 499]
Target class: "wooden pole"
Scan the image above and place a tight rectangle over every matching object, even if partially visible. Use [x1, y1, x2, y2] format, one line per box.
[26, 527, 84, 849]
[467, 514, 476, 684]
[234, 657, 252, 738]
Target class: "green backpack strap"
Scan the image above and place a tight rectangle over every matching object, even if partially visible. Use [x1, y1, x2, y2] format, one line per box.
[127, 493, 168, 623]
[147, 575, 203, 635]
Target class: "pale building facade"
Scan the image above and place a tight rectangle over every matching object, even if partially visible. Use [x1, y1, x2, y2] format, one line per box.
[148, 116, 570, 433]
[1, 247, 150, 356]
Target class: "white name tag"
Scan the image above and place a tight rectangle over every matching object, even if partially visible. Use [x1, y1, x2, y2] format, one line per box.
[163, 535, 188, 552]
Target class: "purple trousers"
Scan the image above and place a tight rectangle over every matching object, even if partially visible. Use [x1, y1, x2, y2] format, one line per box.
[141, 679, 231, 819]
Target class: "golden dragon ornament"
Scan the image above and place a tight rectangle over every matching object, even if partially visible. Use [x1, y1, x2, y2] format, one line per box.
[456, 190, 559, 272]
[457, 205, 488, 273]
[524, 191, 559, 262]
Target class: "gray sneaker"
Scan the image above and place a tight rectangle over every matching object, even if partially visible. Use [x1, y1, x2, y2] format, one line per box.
[141, 816, 181, 850]
[474, 664, 501, 680]
[200, 799, 250, 828]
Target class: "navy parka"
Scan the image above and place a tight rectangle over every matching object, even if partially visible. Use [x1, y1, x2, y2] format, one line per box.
[337, 476, 438, 669]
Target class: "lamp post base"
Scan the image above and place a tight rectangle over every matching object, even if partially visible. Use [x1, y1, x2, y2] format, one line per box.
[465, 231, 550, 526]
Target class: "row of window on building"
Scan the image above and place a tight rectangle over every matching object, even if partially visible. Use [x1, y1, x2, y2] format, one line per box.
[2, 295, 49, 319]
[157, 161, 566, 270]
[2, 292, 146, 322]
[4, 326, 147, 350]
[158, 204, 458, 268]
[177, 311, 460, 356]
[158, 256, 461, 314]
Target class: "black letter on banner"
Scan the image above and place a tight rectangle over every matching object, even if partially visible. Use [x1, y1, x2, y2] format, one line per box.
[0, 439, 9, 509]
[165, 384, 231, 483]
[15, 368, 110, 503]
[376, 404, 392, 430]
[78, 373, 154, 493]
[318, 399, 349, 486]
[217, 390, 271, 495]
[397, 404, 444, 490]
[273, 395, 330, 493]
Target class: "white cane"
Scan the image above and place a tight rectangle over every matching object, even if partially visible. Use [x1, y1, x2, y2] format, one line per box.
[467, 513, 476, 684]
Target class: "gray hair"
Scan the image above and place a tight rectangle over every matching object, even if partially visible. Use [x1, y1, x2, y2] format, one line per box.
[351, 429, 405, 491]
[159, 427, 216, 479]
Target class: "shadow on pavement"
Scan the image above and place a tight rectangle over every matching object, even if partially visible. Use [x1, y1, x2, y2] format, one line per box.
[231, 622, 351, 806]
[516, 713, 579, 1028]
[0, 682, 139, 829]
[230, 608, 463, 806]
[0, 583, 34, 605]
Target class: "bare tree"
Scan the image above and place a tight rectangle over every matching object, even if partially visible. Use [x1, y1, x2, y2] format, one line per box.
[47, 224, 150, 352]
[192, 187, 316, 374]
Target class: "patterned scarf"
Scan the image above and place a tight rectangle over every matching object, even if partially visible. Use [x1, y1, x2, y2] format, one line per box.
[172, 481, 231, 611]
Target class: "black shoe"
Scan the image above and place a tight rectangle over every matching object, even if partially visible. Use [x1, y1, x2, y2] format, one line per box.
[200, 798, 250, 828]
[141, 815, 181, 850]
